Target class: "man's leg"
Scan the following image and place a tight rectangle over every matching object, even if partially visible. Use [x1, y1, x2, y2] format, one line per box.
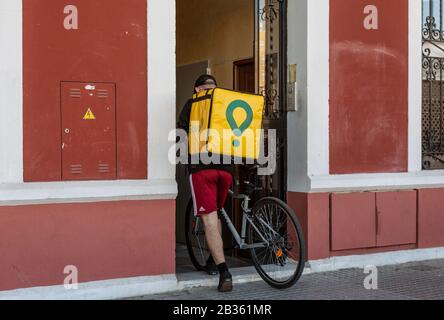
[190, 170, 232, 292]
[201, 211, 232, 292]
[201, 212, 225, 265]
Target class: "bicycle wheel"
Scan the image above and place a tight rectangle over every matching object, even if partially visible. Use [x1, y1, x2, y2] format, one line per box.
[247, 197, 306, 289]
[184, 199, 212, 271]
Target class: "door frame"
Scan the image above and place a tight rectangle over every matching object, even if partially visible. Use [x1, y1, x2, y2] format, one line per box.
[233, 58, 255, 92]
[279, 0, 288, 201]
[253, 0, 288, 200]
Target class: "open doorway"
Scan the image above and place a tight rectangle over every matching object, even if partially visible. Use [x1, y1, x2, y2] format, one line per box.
[175, 0, 288, 274]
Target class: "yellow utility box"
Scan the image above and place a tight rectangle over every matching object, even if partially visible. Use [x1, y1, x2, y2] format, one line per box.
[189, 88, 265, 160]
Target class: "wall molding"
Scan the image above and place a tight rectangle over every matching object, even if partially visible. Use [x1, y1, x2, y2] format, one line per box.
[308, 170, 444, 193]
[0, 179, 177, 204]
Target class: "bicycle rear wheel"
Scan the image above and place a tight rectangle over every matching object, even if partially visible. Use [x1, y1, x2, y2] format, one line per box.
[184, 199, 211, 271]
[247, 197, 306, 289]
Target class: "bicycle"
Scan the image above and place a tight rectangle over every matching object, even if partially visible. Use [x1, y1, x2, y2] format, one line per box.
[185, 167, 306, 289]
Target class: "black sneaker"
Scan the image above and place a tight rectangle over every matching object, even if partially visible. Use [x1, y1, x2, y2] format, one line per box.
[218, 271, 233, 292]
[204, 259, 218, 276]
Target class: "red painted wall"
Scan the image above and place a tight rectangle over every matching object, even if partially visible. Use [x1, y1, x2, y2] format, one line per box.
[287, 192, 330, 260]
[330, 0, 408, 174]
[331, 192, 376, 251]
[288, 190, 423, 260]
[418, 189, 444, 248]
[376, 191, 417, 247]
[23, 0, 148, 181]
[0, 200, 175, 292]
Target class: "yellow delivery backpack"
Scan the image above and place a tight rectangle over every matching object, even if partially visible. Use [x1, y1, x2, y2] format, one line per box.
[189, 88, 265, 160]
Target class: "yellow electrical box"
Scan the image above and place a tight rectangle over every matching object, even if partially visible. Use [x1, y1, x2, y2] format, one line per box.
[189, 88, 265, 160]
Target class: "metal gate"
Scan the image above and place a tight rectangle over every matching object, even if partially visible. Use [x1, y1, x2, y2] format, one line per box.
[254, 0, 287, 199]
[423, 0, 444, 169]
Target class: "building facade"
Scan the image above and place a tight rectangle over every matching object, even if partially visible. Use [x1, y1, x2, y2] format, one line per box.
[287, 0, 444, 261]
[0, 0, 443, 298]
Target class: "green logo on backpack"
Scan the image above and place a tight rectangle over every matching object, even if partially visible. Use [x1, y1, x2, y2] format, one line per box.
[226, 100, 254, 147]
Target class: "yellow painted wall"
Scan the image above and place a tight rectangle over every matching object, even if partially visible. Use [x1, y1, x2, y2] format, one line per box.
[176, 0, 254, 89]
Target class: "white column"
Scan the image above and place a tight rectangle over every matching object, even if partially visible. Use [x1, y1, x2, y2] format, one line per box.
[408, 0, 423, 172]
[147, 0, 177, 182]
[307, 0, 330, 177]
[0, 0, 23, 183]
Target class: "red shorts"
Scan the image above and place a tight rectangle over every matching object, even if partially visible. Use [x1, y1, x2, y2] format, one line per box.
[189, 169, 233, 216]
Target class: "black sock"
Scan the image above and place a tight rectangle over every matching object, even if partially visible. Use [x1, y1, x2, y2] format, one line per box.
[217, 263, 229, 274]
[206, 255, 215, 265]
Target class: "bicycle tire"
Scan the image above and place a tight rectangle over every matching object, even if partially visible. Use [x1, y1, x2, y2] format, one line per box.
[184, 199, 211, 271]
[247, 197, 306, 289]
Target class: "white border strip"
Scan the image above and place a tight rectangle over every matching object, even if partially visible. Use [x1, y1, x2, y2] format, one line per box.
[0, 179, 177, 204]
[0, 274, 178, 300]
[308, 247, 444, 274]
[408, 0, 423, 172]
[310, 169, 444, 192]
[0, 0, 23, 183]
[147, 0, 176, 181]
[306, 0, 330, 176]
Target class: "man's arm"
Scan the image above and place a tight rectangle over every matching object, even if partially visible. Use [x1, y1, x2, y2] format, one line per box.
[177, 99, 192, 134]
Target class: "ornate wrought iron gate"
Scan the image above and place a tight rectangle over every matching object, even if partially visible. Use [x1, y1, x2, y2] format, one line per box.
[254, 0, 287, 199]
[423, 0, 444, 169]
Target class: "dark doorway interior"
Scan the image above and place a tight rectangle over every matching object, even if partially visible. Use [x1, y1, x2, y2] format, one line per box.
[175, 0, 256, 273]
[175, 0, 288, 274]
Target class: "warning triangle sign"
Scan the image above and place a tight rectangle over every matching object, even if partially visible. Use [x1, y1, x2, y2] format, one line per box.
[83, 108, 96, 120]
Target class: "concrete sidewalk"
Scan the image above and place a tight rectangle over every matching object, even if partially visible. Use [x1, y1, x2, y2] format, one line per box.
[131, 259, 444, 300]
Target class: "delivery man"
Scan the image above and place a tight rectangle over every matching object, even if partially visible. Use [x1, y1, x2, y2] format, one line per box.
[177, 74, 234, 292]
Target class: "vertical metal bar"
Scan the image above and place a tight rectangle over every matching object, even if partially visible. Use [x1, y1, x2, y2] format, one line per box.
[279, 0, 288, 200]
[431, 0, 434, 23]
[440, 58, 443, 151]
[430, 0, 434, 40]
[428, 0, 433, 154]
[440, 0, 443, 39]
[241, 212, 248, 240]
[254, 0, 260, 94]
[428, 60, 433, 154]
[441, 0, 444, 151]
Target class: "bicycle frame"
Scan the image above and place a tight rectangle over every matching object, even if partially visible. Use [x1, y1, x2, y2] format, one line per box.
[217, 190, 270, 250]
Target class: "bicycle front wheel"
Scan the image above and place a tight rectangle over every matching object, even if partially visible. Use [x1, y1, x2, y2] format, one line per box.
[247, 197, 306, 289]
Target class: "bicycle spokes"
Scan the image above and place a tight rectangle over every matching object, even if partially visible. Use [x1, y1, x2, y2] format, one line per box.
[249, 199, 304, 286]
[190, 217, 208, 265]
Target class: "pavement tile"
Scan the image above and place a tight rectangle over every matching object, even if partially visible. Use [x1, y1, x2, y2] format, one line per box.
[131, 259, 444, 300]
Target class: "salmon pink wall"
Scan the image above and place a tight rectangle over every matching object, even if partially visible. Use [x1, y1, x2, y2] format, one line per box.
[0, 199, 175, 292]
[418, 189, 444, 248]
[288, 188, 444, 261]
[287, 192, 330, 261]
[330, 0, 409, 174]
